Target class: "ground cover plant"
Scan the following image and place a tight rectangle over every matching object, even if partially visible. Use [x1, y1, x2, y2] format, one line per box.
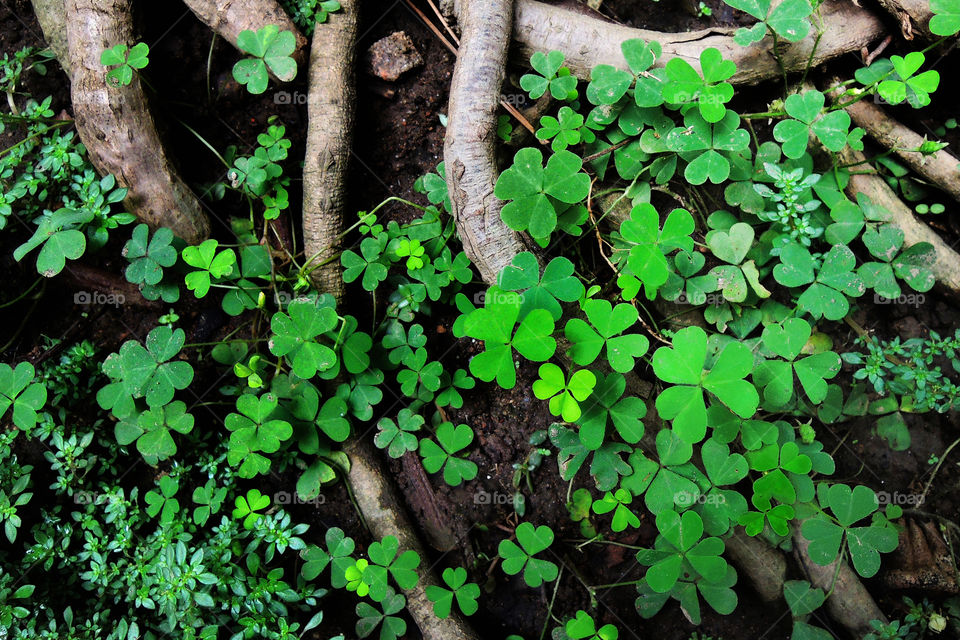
[5, 0, 960, 639]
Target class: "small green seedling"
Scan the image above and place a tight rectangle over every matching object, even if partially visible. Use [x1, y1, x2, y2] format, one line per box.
[100, 42, 149, 86]
[425, 567, 480, 618]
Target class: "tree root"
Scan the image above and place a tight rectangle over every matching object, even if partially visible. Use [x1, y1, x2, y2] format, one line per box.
[180, 0, 308, 66]
[30, 0, 70, 77]
[834, 84, 960, 205]
[343, 437, 483, 640]
[724, 529, 787, 602]
[510, 0, 885, 85]
[875, 0, 934, 40]
[793, 522, 888, 635]
[301, 0, 357, 301]
[65, 0, 210, 243]
[443, 0, 527, 285]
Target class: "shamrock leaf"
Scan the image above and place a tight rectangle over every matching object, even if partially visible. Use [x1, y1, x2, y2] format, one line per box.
[425, 567, 480, 618]
[123, 224, 177, 287]
[728, 0, 813, 44]
[696, 439, 749, 535]
[98, 326, 194, 411]
[652, 326, 759, 443]
[233, 25, 297, 94]
[537, 106, 593, 152]
[495, 148, 591, 239]
[498, 252, 585, 321]
[566, 610, 619, 640]
[662, 48, 736, 122]
[232, 488, 271, 529]
[746, 441, 812, 509]
[858, 227, 935, 299]
[356, 587, 407, 640]
[615, 203, 695, 299]
[342, 235, 389, 291]
[783, 580, 826, 617]
[100, 42, 149, 86]
[115, 400, 193, 464]
[931, 0, 960, 36]
[532, 363, 598, 423]
[637, 510, 727, 593]
[878, 52, 940, 108]
[225, 392, 293, 477]
[576, 372, 646, 449]
[463, 286, 557, 389]
[593, 488, 641, 532]
[773, 243, 865, 320]
[498, 522, 559, 587]
[375, 408, 423, 458]
[773, 90, 851, 158]
[182, 239, 236, 298]
[520, 50, 578, 100]
[268, 296, 339, 378]
[419, 422, 478, 486]
[0, 362, 47, 430]
[621, 430, 700, 514]
[13, 207, 93, 277]
[665, 111, 750, 185]
[365, 535, 421, 601]
[755, 318, 841, 407]
[144, 475, 179, 523]
[565, 299, 650, 372]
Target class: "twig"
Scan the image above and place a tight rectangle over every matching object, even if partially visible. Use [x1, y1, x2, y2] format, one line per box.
[581, 138, 631, 164]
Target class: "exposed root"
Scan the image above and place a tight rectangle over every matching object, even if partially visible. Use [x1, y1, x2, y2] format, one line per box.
[510, 0, 885, 85]
[344, 437, 483, 640]
[30, 0, 70, 77]
[875, 0, 934, 40]
[65, 0, 210, 243]
[794, 522, 888, 636]
[180, 0, 308, 67]
[443, 0, 526, 285]
[301, 0, 356, 301]
[724, 529, 787, 603]
[835, 85, 960, 205]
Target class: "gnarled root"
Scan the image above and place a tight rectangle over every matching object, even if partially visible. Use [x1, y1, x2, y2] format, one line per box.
[875, 0, 934, 40]
[180, 0, 308, 66]
[511, 0, 885, 85]
[443, 0, 526, 285]
[301, 0, 357, 301]
[343, 437, 483, 640]
[65, 0, 210, 243]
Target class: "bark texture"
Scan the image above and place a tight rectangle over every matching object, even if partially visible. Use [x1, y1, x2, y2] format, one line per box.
[66, 0, 210, 243]
[344, 437, 482, 640]
[876, 0, 934, 40]
[30, 0, 70, 77]
[794, 523, 888, 636]
[301, 0, 356, 301]
[180, 0, 308, 66]
[512, 0, 885, 85]
[444, 0, 526, 285]
[725, 529, 787, 602]
[842, 94, 960, 204]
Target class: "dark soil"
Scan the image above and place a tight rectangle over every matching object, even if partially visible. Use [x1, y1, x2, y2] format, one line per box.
[4, 0, 960, 639]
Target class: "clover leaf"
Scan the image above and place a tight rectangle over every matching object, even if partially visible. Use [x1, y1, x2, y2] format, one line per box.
[0, 362, 47, 430]
[652, 326, 759, 443]
[225, 392, 293, 477]
[586, 38, 663, 107]
[419, 422, 478, 486]
[144, 475, 179, 524]
[498, 252, 585, 321]
[593, 488, 641, 532]
[463, 286, 557, 389]
[800, 484, 898, 577]
[727, 0, 813, 45]
[878, 52, 940, 108]
[755, 318, 841, 407]
[182, 239, 236, 298]
[533, 363, 597, 423]
[498, 522, 559, 587]
[115, 400, 193, 464]
[636, 510, 727, 593]
[100, 42, 149, 86]
[13, 207, 93, 277]
[520, 50, 578, 100]
[363, 535, 421, 601]
[268, 296, 339, 378]
[615, 203, 695, 299]
[695, 439, 749, 535]
[705, 222, 770, 302]
[375, 408, 423, 458]
[552, 425, 633, 491]
[232, 488, 271, 529]
[565, 299, 649, 372]
[233, 25, 297, 95]
[342, 235, 389, 291]
[665, 111, 750, 185]
[356, 587, 407, 640]
[98, 326, 194, 414]
[537, 106, 594, 152]
[773, 90, 851, 158]
[495, 148, 590, 239]
[426, 567, 480, 618]
[566, 610, 619, 640]
[931, 0, 960, 36]
[858, 226, 935, 299]
[123, 224, 177, 288]
[773, 243, 865, 320]
[397, 347, 443, 399]
[662, 48, 736, 122]
[575, 372, 646, 449]
[746, 441, 812, 509]
[621, 430, 700, 514]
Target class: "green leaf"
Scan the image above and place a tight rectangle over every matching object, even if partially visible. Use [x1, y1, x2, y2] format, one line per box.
[182, 239, 236, 298]
[498, 252, 585, 321]
[419, 422, 478, 486]
[663, 48, 736, 122]
[931, 0, 960, 36]
[533, 363, 597, 423]
[498, 522, 559, 587]
[123, 224, 177, 287]
[268, 296, 339, 378]
[0, 362, 47, 430]
[565, 299, 649, 371]
[617, 203, 695, 299]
